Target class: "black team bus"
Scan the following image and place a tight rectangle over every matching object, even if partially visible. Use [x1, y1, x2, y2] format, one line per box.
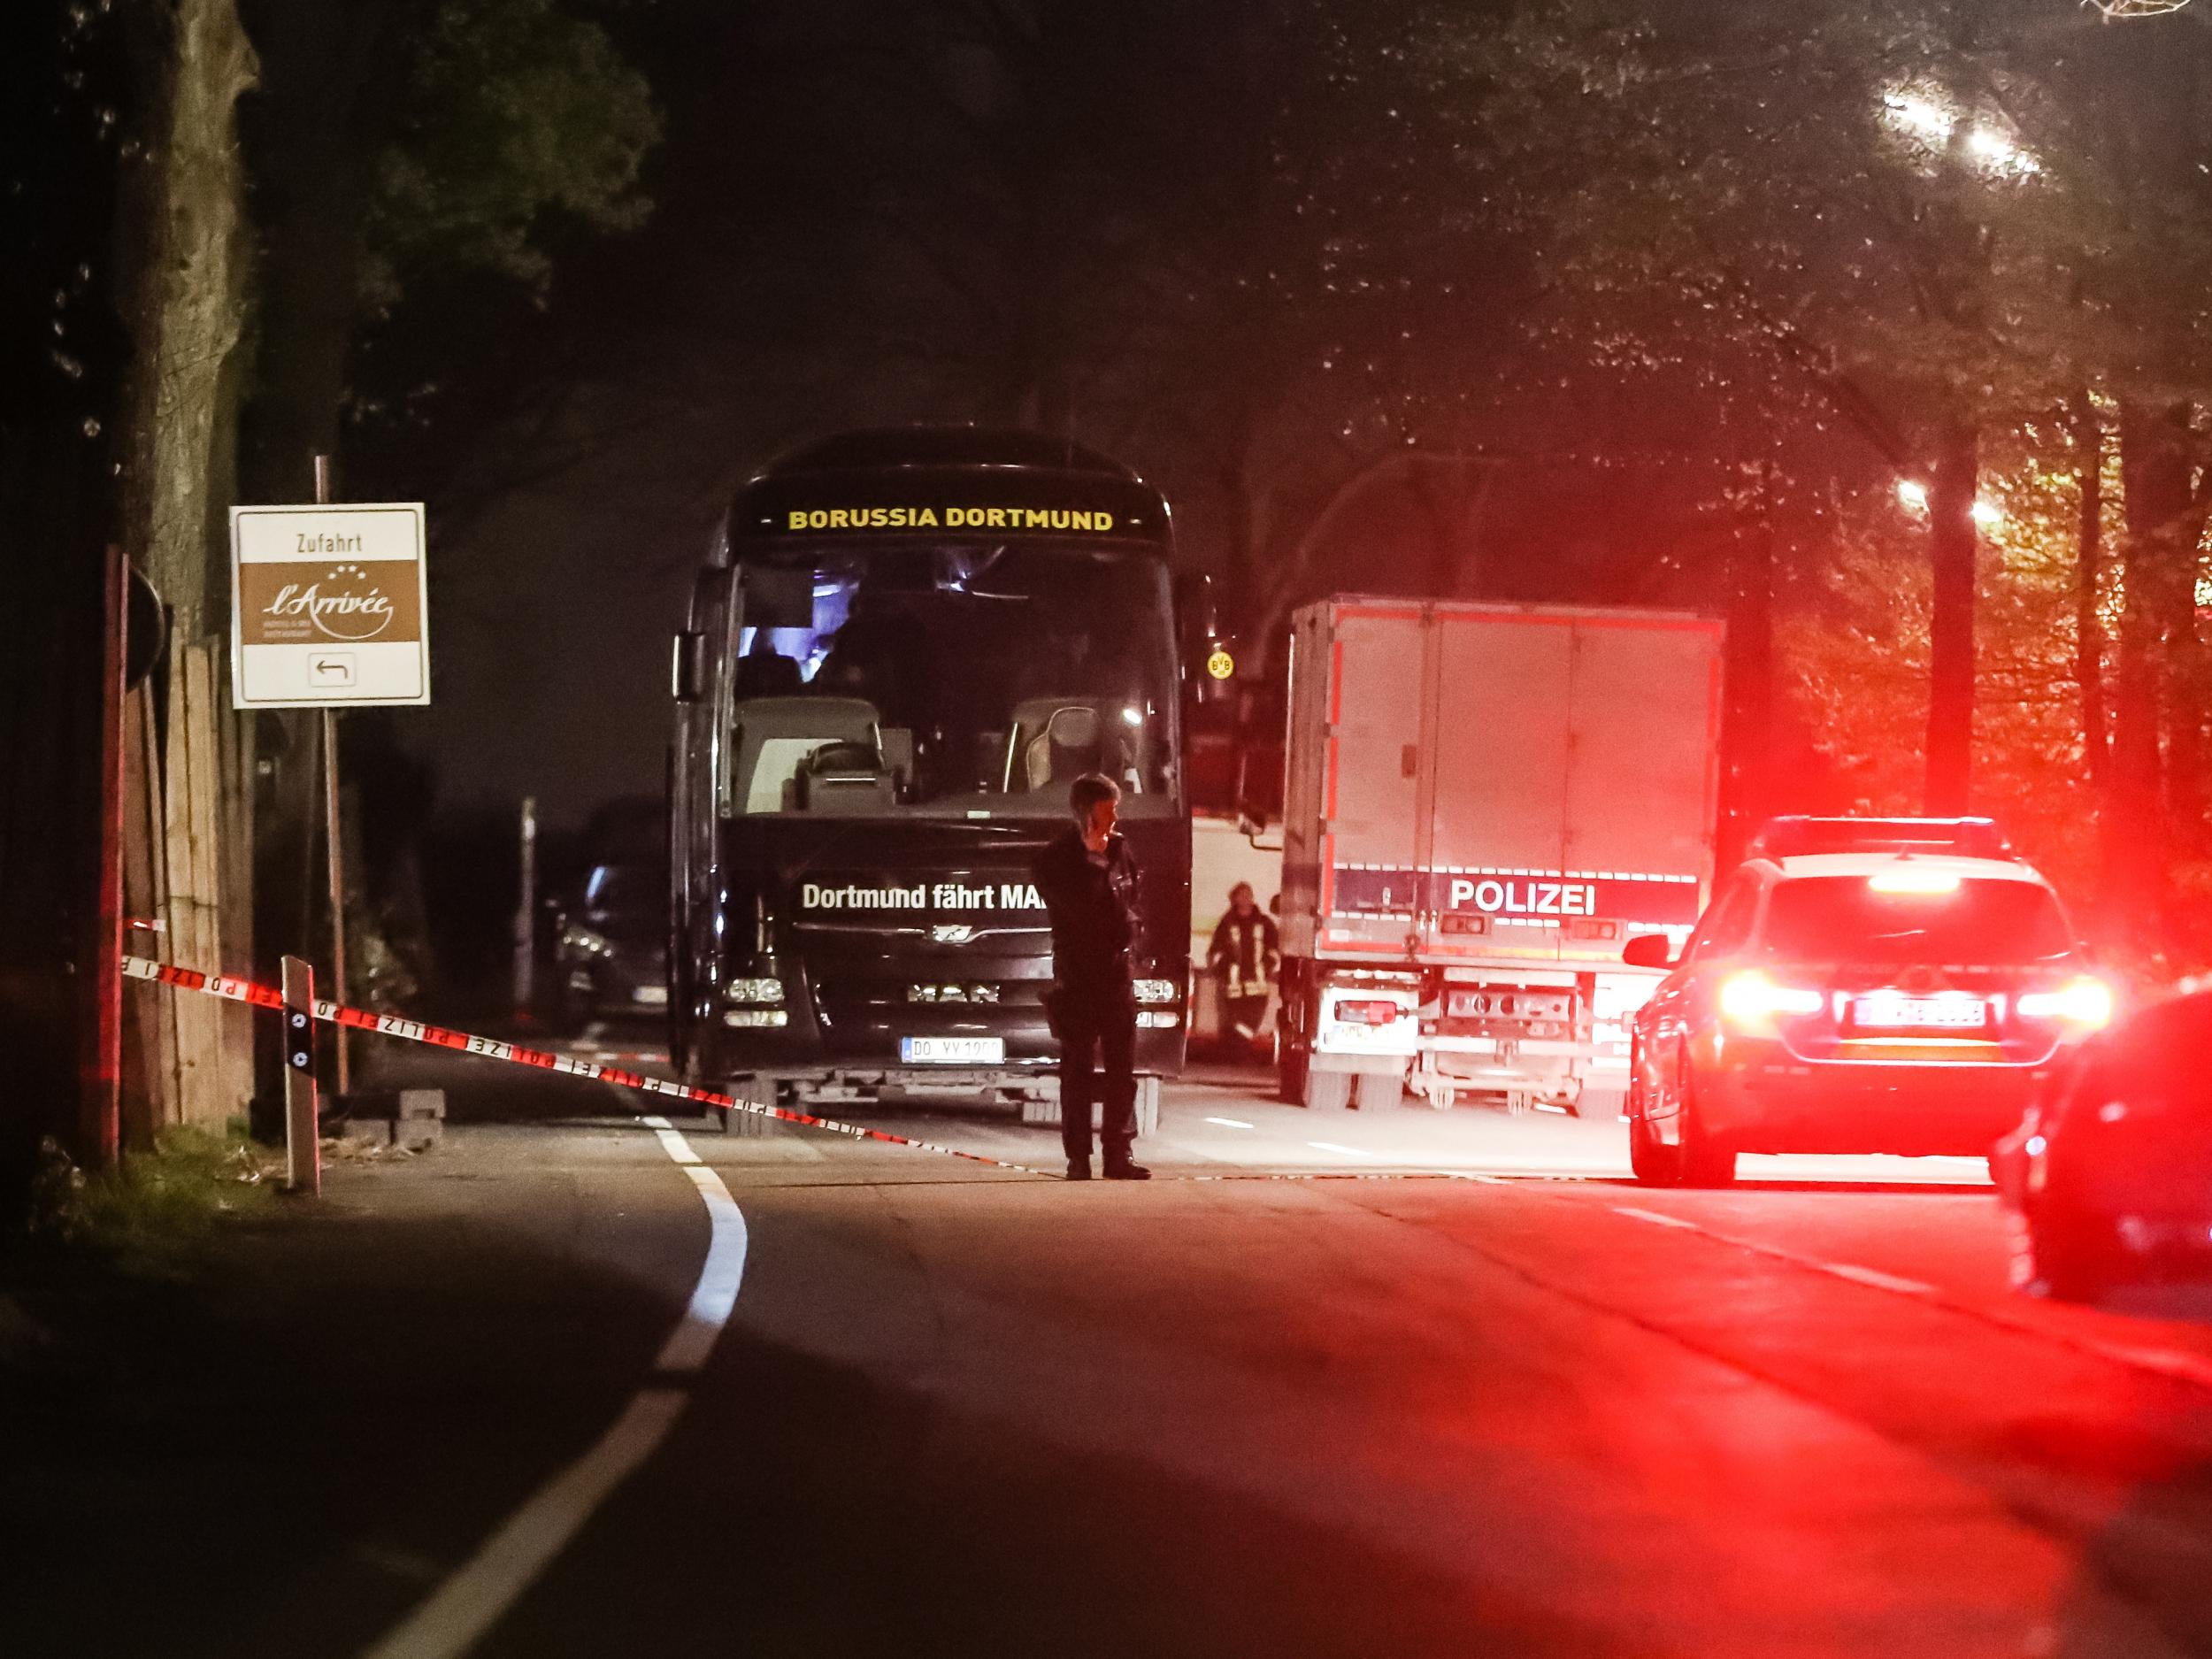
[667, 428, 1193, 1131]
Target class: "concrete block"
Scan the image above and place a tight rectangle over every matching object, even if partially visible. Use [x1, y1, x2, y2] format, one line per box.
[396, 1088, 446, 1121]
[392, 1117, 443, 1151]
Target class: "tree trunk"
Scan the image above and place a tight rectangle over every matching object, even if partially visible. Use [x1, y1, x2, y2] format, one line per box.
[1720, 461, 1776, 868]
[2109, 398, 2193, 929]
[114, 0, 259, 1128]
[1924, 421, 1978, 815]
[2073, 393, 2109, 795]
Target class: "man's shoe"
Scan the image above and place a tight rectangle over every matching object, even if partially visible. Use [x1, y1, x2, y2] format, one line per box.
[1065, 1159, 1093, 1180]
[1102, 1161, 1152, 1181]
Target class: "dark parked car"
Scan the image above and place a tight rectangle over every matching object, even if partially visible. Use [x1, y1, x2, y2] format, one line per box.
[1994, 987, 2212, 1302]
[549, 862, 669, 1032]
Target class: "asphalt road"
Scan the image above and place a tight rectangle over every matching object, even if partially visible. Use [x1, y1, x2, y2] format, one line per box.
[13, 1040, 2212, 1657]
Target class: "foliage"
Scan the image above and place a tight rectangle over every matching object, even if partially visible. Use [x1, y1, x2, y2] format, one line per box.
[1775, 414, 2164, 925]
[365, 0, 662, 308]
[17, 1125, 273, 1276]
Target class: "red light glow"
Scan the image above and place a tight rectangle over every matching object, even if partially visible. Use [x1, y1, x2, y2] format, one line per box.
[2015, 978, 2114, 1031]
[1718, 972, 1824, 1029]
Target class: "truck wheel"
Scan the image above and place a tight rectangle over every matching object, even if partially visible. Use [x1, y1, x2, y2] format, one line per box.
[1135, 1076, 1162, 1137]
[1303, 1068, 1352, 1111]
[1353, 1071, 1400, 1110]
[1575, 1087, 1626, 1123]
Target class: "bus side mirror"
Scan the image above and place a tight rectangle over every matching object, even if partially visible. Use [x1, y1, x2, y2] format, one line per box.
[1174, 572, 1219, 657]
[1622, 934, 1674, 969]
[672, 630, 706, 703]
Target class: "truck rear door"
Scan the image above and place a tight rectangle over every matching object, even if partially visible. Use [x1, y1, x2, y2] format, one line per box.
[1421, 610, 1574, 964]
[1558, 617, 1718, 960]
[1315, 603, 1430, 960]
[1417, 609, 1719, 964]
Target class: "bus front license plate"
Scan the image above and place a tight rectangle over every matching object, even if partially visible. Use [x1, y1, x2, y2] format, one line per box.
[902, 1036, 1005, 1064]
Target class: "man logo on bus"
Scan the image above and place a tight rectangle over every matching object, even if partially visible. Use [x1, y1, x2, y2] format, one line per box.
[1448, 876, 1598, 918]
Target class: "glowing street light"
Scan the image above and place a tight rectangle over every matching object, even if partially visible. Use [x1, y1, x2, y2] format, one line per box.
[1894, 479, 2001, 526]
[1880, 92, 2039, 175]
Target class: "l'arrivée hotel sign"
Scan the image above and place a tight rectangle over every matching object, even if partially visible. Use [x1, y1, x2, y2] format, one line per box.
[229, 503, 431, 709]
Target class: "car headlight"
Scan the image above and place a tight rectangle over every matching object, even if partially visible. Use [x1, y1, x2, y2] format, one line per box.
[1133, 979, 1179, 1005]
[562, 926, 611, 957]
[725, 977, 785, 1004]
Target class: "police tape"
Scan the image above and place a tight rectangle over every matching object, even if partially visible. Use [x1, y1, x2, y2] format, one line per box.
[120, 956, 1055, 1178]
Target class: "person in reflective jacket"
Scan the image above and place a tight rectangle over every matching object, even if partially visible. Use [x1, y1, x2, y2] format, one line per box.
[1033, 772, 1150, 1181]
[1208, 881, 1279, 1051]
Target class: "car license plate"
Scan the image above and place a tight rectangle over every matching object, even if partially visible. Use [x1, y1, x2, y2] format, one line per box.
[1851, 993, 1985, 1029]
[631, 984, 669, 1007]
[901, 1036, 1005, 1064]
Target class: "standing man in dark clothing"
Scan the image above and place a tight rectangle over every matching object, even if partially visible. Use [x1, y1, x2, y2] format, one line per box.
[1033, 773, 1151, 1181]
[1207, 881, 1280, 1053]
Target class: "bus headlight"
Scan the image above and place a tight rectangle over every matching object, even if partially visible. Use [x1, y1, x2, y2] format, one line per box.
[722, 1008, 789, 1029]
[562, 926, 611, 958]
[1133, 979, 1179, 1005]
[725, 978, 785, 1004]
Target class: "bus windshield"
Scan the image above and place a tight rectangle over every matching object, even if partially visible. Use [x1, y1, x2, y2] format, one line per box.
[723, 539, 1178, 819]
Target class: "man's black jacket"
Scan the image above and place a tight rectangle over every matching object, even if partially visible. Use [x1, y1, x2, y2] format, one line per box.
[1033, 826, 1141, 988]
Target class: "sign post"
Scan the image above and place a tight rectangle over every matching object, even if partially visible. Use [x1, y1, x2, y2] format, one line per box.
[281, 955, 319, 1195]
[231, 488, 429, 1100]
[514, 795, 537, 1016]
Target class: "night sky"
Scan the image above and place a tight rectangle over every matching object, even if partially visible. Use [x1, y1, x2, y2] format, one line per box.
[365, 0, 1764, 834]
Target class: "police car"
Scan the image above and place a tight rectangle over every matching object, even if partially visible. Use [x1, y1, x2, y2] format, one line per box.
[1622, 818, 2110, 1186]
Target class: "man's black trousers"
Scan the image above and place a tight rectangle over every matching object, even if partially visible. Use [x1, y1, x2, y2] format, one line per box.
[1057, 983, 1137, 1164]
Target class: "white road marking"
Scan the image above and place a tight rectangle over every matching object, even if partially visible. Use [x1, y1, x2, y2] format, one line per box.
[1614, 1205, 1699, 1230]
[1821, 1262, 1934, 1296]
[1601, 1194, 2212, 1394]
[1309, 1141, 1376, 1157]
[363, 1110, 746, 1659]
[1204, 1116, 1256, 1129]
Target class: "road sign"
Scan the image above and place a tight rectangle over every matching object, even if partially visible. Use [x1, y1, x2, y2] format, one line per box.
[229, 503, 430, 708]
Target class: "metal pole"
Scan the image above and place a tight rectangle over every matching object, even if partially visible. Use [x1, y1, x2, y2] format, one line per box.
[313, 454, 350, 1094]
[79, 541, 127, 1166]
[323, 708, 348, 1093]
[514, 795, 537, 1014]
[281, 954, 320, 1195]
